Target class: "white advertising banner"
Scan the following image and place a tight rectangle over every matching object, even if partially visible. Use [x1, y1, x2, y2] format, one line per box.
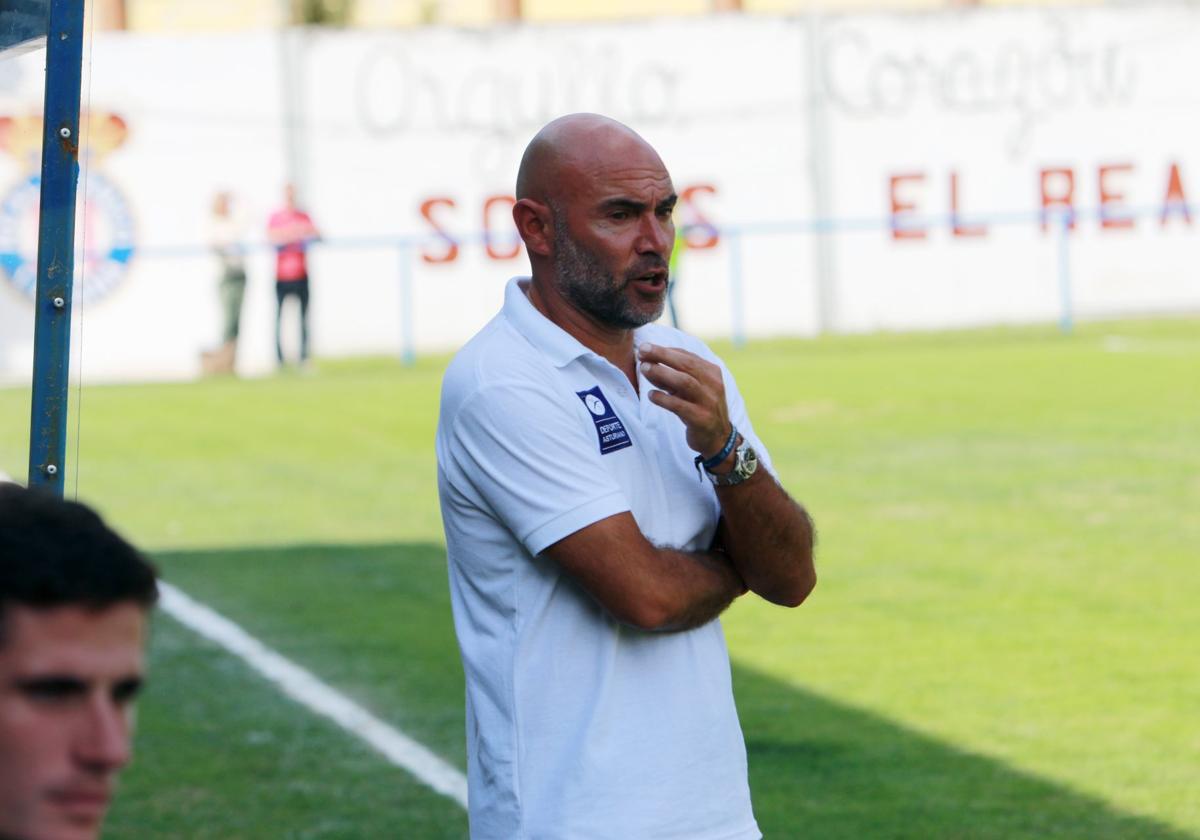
[820, 6, 1200, 331]
[0, 6, 1195, 383]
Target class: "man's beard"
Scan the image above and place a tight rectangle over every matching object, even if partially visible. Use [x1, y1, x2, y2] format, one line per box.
[552, 217, 667, 330]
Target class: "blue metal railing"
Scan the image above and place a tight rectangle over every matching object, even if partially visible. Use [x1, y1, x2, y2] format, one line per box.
[56, 201, 1193, 379]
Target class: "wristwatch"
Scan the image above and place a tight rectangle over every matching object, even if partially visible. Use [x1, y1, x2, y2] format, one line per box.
[705, 437, 758, 487]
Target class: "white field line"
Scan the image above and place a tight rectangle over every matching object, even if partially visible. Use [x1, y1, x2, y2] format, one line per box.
[158, 582, 468, 808]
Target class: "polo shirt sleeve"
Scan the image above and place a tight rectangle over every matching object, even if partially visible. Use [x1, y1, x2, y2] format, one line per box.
[444, 380, 631, 557]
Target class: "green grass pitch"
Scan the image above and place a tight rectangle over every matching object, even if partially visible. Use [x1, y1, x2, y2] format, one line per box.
[1, 317, 1196, 838]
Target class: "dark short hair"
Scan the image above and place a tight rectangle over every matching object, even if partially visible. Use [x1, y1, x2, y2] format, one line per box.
[0, 483, 158, 642]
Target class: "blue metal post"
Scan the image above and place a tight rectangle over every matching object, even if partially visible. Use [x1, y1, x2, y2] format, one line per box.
[727, 230, 746, 348]
[1057, 210, 1073, 335]
[27, 0, 84, 495]
[398, 243, 415, 366]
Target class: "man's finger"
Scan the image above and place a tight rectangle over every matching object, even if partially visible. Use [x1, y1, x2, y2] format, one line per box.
[638, 345, 724, 399]
[640, 360, 702, 399]
[637, 343, 712, 379]
[647, 389, 701, 424]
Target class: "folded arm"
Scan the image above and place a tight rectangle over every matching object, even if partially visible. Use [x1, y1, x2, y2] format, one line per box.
[710, 468, 816, 606]
[541, 511, 747, 632]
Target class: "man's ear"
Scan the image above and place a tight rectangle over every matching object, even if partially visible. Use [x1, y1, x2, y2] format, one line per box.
[513, 199, 553, 258]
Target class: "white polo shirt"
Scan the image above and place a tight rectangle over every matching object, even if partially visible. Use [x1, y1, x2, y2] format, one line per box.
[436, 277, 772, 840]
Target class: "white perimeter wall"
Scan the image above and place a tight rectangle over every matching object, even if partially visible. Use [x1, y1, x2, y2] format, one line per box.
[0, 5, 1196, 383]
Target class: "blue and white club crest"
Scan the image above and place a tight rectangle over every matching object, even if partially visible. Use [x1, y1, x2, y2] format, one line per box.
[576, 385, 633, 455]
[0, 172, 136, 306]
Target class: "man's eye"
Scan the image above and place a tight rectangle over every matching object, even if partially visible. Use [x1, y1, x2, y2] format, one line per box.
[21, 679, 85, 703]
[113, 679, 143, 706]
[610, 211, 629, 220]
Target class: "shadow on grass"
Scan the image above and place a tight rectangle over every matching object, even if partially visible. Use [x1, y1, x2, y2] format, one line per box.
[135, 543, 1191, 840]
[734, 664, 1192, 839]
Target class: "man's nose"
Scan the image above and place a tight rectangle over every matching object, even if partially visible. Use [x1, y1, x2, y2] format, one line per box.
[635, 214, 673, 257]
[75, 697, 132, 771]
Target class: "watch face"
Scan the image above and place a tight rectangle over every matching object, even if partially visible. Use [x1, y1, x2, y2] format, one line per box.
[738, 444, 758, 477]
[710, 441, 757, 486]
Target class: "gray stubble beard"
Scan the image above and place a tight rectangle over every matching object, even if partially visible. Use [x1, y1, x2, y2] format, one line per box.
[551, 211, 666, 330]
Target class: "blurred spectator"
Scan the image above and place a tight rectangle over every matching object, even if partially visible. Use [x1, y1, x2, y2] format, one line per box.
[201, 190, 248, 375]
[0, 483, 159, 840]
[267, 184, 321, 370]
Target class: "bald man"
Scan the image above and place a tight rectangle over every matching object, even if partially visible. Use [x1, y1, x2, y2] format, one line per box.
[435, 114, 816, 839]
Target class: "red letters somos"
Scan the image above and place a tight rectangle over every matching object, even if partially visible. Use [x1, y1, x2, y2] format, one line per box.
[419, 197, 458, 264]
[678, 184, 721, 249]
[889, 161, 1191, 242]
[418, 184, 722, 264]
[482, 195, 519, 260]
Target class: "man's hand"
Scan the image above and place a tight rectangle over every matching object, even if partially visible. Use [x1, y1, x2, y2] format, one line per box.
[638, 342, 817, 609]
[637, 343, 732, 460]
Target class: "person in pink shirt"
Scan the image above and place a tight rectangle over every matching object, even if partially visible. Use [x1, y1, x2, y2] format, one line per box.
[267, 184, 321, 367]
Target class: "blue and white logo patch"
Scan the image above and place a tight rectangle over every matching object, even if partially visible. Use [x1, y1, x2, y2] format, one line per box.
[576, 386, 633, 455]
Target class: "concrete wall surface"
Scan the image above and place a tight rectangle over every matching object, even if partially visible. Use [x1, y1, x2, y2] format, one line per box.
[0, 5, 1196, 383]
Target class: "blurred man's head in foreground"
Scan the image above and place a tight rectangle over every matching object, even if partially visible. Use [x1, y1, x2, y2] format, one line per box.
[0, 484, 158, 840]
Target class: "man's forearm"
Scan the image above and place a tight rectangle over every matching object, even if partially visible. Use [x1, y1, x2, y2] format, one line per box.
[542, 511, 747, 634]
[642, 547, 747, 633]
[714, 469, 816, 607]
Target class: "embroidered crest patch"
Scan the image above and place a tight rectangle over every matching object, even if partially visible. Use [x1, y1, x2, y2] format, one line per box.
[576, 386, 633, 455]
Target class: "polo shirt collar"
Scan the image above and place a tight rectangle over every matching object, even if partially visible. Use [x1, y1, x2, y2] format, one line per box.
[503, 277, 594, 368]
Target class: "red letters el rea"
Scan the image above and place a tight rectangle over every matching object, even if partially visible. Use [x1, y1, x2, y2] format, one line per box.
[888, 171, 987, 240]
[1098, 163, 1135, 230]
[950, 172, 986, 237]
[889, 173, 927, 240]
[1162, 162, 1191, 227]
[1040, 168, 1076, 233]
